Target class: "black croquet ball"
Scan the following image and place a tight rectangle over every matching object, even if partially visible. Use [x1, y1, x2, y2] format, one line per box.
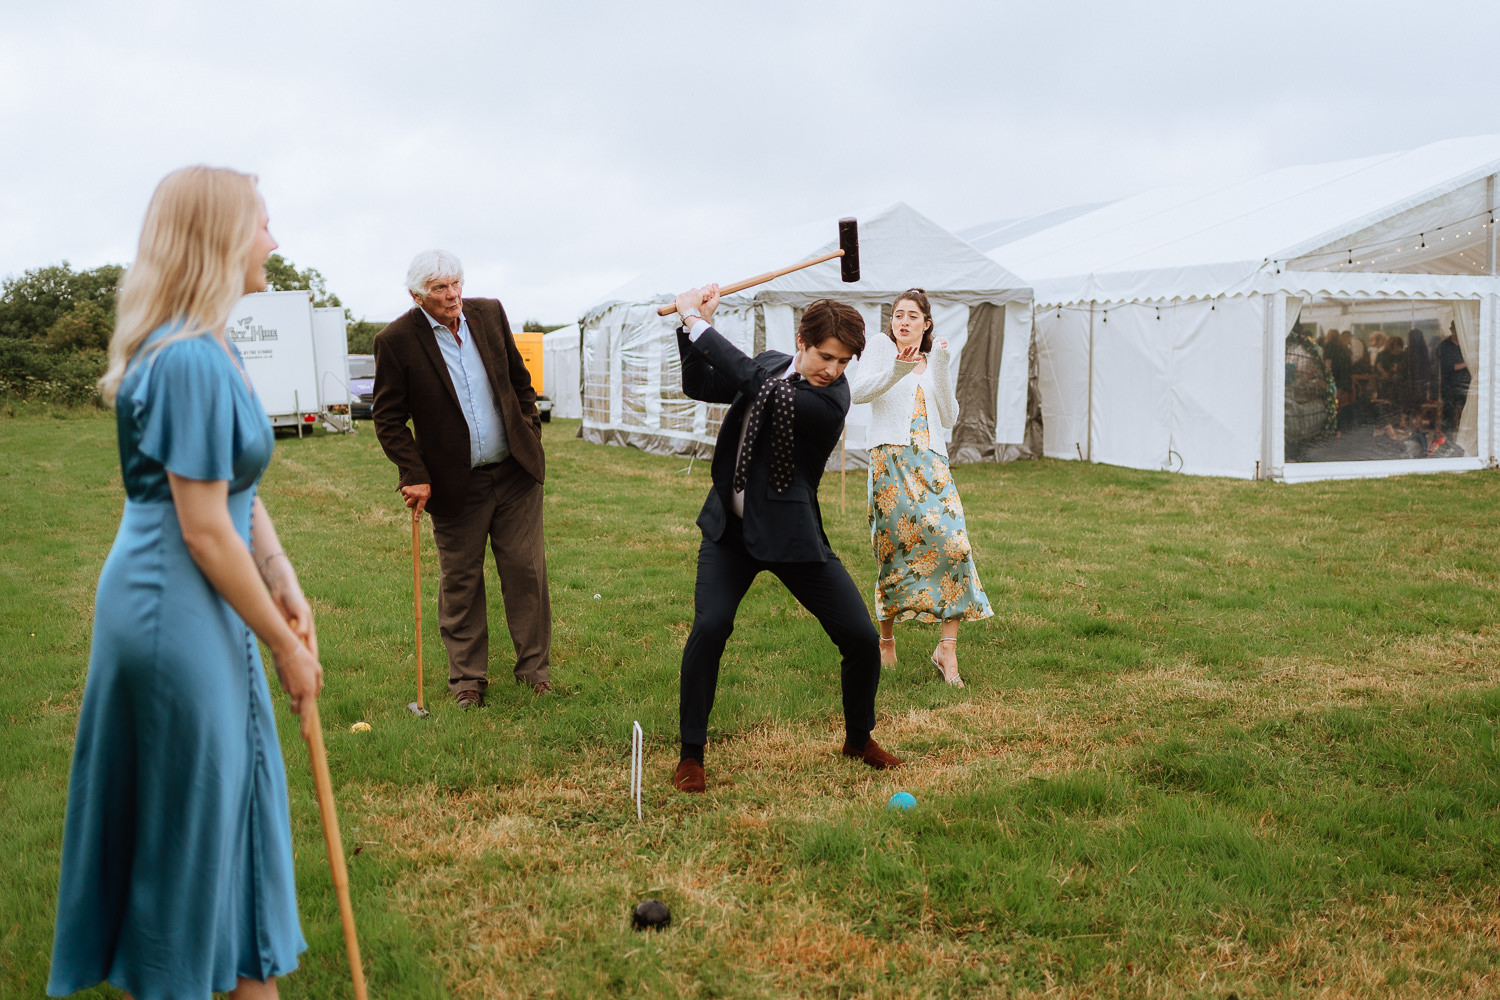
[631, 898, 671, 931]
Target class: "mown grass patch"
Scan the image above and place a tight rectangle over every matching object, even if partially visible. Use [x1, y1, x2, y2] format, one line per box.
[4, 412, 1500, 997]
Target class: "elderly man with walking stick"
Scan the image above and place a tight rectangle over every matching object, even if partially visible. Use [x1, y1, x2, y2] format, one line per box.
[372, 250, 553, 708]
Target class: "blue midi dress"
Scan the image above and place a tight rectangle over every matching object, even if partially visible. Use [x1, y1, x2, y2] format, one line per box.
[49, 327, 306, 999]
[868, 386, 993, 624]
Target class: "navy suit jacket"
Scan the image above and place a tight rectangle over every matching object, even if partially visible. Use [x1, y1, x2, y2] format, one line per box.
[678, 325, 849, 563]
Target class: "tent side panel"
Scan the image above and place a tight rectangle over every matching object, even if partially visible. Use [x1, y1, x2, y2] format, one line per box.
[1089, 304, 1173, 471]
[929, 301, 970, 455]
[1167, 298, 1265, 479]
[618, 306, 657, 432]
[542, 327, 582, 419]
[1034, 307, 1090, 460]
[580, 310, 615, 431]
[658, 321, 697, 438]
[1022, 327, 1043, 459]
[996, 298, 1034, 450]
[951, 303, 1003, 463]
[582, 425, 713, 458]
[764, 304, 796, 355]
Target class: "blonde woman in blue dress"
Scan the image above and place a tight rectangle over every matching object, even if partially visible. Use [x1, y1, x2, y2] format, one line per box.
[850, 289, 992, 686]
[49, 167, 322, 1000]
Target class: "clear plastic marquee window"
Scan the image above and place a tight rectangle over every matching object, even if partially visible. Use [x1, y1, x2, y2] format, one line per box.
[1285, 297, 1478, 463]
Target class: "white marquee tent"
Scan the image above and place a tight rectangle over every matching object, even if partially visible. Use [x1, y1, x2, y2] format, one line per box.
[990, 134, 1500, 482]
[580, 202, 1038, 467]
[541, 323, 581, 420]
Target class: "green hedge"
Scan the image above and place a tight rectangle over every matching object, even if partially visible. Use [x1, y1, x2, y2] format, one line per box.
[0, 339, 106, 407]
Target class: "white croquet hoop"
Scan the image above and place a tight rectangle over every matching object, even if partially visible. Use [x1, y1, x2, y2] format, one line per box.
[630, 721, 643, 820]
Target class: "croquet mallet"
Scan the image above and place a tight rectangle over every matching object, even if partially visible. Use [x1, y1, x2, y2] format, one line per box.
[656, 217, 860, 316]
[299, 637, 369, 999]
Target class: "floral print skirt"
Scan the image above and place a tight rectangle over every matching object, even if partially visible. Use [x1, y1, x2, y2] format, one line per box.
[868, 388, 993, 624]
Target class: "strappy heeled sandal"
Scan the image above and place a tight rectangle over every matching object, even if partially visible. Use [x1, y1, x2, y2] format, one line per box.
[930, 637, 964, 687]
[878, 635, 897, 668]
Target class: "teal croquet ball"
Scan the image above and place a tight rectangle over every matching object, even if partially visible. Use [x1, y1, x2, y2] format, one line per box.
[888, 791, 917, 810]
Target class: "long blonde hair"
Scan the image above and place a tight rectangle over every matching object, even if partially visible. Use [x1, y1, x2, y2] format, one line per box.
[99, 166, 261, 405]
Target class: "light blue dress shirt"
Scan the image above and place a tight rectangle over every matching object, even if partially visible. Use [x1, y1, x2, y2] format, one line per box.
[422, 307, 509, 467]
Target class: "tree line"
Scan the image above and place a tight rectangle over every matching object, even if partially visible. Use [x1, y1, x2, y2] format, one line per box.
[1, 257, 564, 407]
[0, 256, 355, 343]
[0, 257, 382, 406]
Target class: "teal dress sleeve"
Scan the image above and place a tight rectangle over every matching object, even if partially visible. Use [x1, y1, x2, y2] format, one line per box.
[131, 338, 239, 482]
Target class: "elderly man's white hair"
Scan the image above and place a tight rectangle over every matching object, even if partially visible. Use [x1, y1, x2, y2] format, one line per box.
[407, 250, 464, 297]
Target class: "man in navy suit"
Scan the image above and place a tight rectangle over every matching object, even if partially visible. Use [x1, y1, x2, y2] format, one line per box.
[671, 283, 901, 793]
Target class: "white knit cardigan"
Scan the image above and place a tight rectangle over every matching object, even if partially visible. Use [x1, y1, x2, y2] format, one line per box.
[848, 332, 957, 458]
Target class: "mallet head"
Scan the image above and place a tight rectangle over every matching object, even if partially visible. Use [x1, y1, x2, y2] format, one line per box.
[407, 701, 431, 719]
[838, 217, 859, 283]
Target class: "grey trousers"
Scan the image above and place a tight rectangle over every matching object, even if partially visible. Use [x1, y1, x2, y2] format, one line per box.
[428, 458, 551, 693]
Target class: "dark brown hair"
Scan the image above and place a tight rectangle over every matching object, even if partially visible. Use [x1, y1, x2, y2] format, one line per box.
[887, 288, 933, 353]
[797, 298, 866, 357]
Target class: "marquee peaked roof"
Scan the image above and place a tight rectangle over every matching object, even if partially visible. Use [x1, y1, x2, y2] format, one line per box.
[584, 201, 1027, 325]
[989, 134, 1500, 305]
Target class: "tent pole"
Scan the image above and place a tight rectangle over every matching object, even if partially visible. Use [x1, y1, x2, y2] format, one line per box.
[1489, 174, 1497, 277]
[1265, 292, 1288, 479]
[1086, 301, 1096, 462]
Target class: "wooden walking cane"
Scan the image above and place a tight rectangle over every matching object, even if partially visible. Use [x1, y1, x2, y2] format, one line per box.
[407, 508, 429, 718]
[300, 633, 369, 999]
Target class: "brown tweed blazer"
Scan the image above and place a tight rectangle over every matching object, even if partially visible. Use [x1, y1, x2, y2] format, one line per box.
[371, 298, 544, 518]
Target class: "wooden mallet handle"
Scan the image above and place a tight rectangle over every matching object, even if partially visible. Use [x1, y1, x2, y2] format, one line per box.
[411, 507, 423, 711]
[657, 250, 845, 317]
[302, 698, 369, 1000]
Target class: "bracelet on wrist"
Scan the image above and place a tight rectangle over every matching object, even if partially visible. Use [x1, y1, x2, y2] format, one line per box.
[257, 551, 288, 573]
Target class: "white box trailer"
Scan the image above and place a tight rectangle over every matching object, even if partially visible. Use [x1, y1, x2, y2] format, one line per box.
[312, 305, 351, 422]
[225, 291, 350, 431]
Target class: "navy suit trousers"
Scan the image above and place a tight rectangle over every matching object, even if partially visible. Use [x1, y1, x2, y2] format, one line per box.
[679, 514, 880, 746]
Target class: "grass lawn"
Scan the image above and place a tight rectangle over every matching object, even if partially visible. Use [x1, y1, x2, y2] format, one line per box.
[3, 411, 1499, 998]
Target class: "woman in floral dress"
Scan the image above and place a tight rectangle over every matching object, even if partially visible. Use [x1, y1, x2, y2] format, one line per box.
[850, 289, 991, 686]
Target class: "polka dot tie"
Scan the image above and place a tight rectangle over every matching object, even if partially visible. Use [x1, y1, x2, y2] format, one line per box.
[734, 374, 799, 494]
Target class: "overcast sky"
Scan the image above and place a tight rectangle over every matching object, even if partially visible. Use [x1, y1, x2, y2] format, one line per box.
[3, 0, 1497, 325]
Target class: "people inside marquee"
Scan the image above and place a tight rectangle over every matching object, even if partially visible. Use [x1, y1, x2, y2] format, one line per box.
[1283, 324, 1336, 460]
[1438, 320, 1471, 435]
[1289, 318, 1466, 462]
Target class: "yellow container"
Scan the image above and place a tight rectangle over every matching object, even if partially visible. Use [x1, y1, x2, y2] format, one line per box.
[515, 330, 544, 389]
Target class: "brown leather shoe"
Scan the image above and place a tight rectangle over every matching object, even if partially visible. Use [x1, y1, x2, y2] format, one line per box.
[455, 689, 484, 709]
[531, 680, 552, 695]
[671, 758, 706, 793]
[841, 737, 902, 770]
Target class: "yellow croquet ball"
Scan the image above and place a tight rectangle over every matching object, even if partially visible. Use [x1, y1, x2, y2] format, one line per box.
[350, 721, 372, 733]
